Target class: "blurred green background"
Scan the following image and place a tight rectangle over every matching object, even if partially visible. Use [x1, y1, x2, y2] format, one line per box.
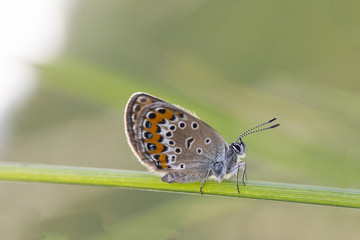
[1, 0, 360, 239]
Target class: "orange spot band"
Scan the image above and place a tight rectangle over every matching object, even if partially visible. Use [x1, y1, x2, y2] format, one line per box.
[159, 154, 168, 168]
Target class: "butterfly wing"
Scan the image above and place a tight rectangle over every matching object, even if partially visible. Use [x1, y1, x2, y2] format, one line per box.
[125, 92, 229, 183]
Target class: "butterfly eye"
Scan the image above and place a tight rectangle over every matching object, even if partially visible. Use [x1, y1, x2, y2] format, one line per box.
[232, 143, 241, 153]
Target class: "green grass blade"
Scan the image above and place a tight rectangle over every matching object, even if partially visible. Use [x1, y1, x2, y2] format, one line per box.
[0, 162, 359, 209]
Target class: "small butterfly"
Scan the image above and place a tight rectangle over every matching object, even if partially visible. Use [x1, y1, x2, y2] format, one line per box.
[125, 92, 279, 194]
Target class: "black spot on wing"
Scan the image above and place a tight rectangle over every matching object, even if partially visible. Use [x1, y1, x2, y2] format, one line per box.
[186, 137, 195, 149]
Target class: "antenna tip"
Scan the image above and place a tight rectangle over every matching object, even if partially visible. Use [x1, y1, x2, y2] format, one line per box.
[269, 117, 278, 123]
[270, 123, 280, 128]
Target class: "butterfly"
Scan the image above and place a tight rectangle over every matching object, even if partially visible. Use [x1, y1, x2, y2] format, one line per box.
[124, 92, 279, 194]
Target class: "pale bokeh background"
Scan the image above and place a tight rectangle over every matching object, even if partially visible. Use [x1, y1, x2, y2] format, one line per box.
[1, 1, 360, 239]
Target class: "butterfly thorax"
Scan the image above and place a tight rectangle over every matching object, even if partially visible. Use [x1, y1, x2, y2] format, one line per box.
[218, 143, 246, 178]
[207, 145, 238, 181]
[210, 160, 226, 181]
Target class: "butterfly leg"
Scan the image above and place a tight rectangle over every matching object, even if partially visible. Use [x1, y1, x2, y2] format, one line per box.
[235, 162, 247, 193]
[200, 169, 212, 195]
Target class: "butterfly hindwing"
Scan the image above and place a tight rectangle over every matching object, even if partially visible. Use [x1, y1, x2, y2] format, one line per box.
[125, 93, 166, 170]
[125, 92, 228, 182]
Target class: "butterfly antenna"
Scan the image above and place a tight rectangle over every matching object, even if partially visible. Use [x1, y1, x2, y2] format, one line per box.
[236, 117, 279, 143]
[239, 124, 280, 139]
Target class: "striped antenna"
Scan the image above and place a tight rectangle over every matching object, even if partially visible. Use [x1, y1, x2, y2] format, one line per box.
[236, 117, 279, 143]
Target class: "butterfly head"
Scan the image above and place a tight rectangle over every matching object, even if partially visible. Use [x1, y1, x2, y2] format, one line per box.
[232, 117, 280, 159]
[231, 141, 247, 159]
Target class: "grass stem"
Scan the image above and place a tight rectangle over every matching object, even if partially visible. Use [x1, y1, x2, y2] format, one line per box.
[0, 162, 359, 208]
